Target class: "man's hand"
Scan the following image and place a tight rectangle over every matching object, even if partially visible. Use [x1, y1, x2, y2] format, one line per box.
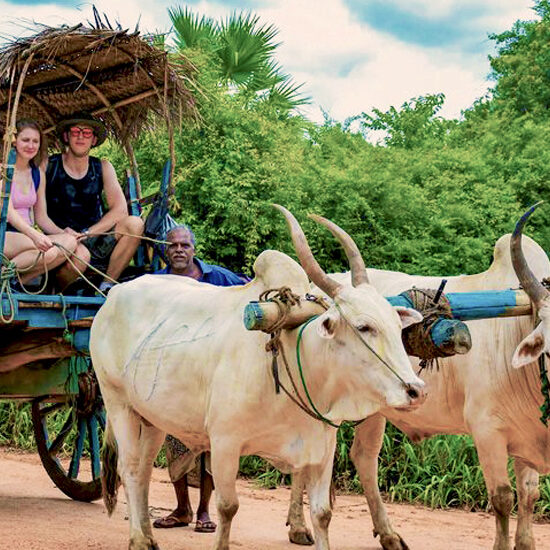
[77, 228, 91, 242]
[63, 227, 80, 237]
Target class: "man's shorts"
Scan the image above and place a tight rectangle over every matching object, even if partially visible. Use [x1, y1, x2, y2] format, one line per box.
[81, 230, 117, 269]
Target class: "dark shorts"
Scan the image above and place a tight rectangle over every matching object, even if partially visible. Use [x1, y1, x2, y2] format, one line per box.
[81, 231, 117, 269]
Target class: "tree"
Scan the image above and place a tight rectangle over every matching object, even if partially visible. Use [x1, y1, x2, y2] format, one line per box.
[358, 94, 455, 149]
[489, 0, 550, 117]
[168, 6, 309, 113]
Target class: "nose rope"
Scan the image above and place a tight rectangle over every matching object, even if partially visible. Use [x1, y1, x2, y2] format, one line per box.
[265, 293, 415, 427]
[332, 301, 410, 387]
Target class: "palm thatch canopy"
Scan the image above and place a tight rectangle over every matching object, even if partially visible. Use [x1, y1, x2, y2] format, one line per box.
[0, 18, 199, 150]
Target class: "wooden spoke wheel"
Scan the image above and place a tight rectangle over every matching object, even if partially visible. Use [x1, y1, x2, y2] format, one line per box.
[31, 372, 105, 502]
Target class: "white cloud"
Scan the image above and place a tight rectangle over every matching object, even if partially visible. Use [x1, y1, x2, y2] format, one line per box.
[383, 0, 534, 23]
[0, 1, 170, 39]
[0, 0, 539, 125]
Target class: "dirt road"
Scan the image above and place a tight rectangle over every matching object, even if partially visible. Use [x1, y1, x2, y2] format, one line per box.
[1, 448, 549, 549]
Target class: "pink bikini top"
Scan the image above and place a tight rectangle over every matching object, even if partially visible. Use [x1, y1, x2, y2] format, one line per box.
[11, 178, 37, 226]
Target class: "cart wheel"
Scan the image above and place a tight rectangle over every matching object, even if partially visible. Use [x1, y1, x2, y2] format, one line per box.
[31, 378, 105, 502]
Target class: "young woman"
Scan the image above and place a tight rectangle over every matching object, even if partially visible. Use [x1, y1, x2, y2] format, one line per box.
[2, 119, 77, 285]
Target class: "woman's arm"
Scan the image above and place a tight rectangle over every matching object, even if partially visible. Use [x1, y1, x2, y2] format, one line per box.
[8, 195, 53, 252]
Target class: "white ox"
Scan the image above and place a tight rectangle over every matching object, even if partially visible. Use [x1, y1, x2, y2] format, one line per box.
[91, 207, 426, 550]
[287, 227, 550, 550]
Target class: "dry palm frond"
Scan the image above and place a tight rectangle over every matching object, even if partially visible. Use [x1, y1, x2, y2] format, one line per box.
[0, 12, 200, 147]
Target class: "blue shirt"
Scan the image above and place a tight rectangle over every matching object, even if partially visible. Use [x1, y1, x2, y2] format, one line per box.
[155, 258, 247, 287]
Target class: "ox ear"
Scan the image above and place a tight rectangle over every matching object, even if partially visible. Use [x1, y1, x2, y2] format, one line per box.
[394, 307, 423, 330]
[317, 311, 339, 339]
[512, 324, 546, 369]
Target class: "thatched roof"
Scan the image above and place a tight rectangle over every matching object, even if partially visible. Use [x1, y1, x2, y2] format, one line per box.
[0, 16, 200, 148]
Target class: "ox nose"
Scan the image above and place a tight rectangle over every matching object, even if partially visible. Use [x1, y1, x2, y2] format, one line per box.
[404, 382, 427, 407]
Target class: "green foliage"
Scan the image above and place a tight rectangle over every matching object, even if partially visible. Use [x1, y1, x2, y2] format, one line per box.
[168, 6, 216, 50]
[168, 6, 309, 112]
[0, 402, 34, 450]
[489, 0, 550, 118]
[359, 93, 455, 149]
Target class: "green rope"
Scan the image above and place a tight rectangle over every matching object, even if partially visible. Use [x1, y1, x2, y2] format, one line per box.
[538, 354, 550, 426]
[333, 301, 409, 386]
[294, 299, 414, 429]
[0, 253, 17, 323]
[59, 293, 70, 341]
[296, 315, 341, 428]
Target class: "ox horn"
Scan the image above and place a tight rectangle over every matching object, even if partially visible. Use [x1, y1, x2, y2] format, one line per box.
[308, 214, 369, 287]
[510, 201, 549, 307]
[274, 204, 341, 298]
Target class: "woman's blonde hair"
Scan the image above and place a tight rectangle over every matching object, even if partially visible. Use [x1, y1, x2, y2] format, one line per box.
[15, 119, 48, 166]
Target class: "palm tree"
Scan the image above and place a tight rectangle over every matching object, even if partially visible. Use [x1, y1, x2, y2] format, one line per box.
[168, 6, 309, 113]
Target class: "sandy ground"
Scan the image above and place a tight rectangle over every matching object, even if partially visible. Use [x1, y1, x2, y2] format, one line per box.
[1, 447, 550, 550]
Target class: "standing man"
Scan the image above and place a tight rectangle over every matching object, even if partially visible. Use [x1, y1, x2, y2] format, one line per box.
[153, 224, 247, 533]
[44, 112, 144, 293]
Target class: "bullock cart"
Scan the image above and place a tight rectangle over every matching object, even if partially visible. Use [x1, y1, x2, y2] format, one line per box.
[0, 13, 542, 517]
[0, 17, 198, 501]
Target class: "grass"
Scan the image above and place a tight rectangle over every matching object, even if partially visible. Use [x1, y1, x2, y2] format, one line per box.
[2, 401, 549, 518]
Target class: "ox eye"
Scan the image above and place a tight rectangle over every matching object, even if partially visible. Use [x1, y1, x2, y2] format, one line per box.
[357, 324, 374, 334]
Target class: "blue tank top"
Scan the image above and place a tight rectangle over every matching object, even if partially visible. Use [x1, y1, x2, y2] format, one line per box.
[46, 153, 104, 232]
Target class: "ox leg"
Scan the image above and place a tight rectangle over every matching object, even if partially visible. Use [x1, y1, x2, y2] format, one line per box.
[210, 441, 240, 550]
[305, 451, 336, 550]
[472, 430, 514, 550]
[107, 398, 164, 550]
[287, 471, 314, 545]
[514, 459, 539, 550]
[351, 414, 408, 550]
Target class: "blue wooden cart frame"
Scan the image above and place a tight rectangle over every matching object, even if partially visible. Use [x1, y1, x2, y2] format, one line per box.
[0, 17, 193, 501]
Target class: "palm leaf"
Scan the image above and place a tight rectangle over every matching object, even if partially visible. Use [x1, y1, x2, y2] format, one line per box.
[217, 12, 279, 83]
[169, 6, 215, 50]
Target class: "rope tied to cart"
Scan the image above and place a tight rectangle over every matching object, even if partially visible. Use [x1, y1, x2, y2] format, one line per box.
[1, 250, 49, 322]
[0, 231, 172, 305]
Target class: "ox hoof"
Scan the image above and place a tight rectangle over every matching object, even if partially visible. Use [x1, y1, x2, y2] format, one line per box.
[514, 540, 535, 550]
[379, 533, 410, 550]
[289, 527, 314, 546]
[129, 536, 160, 550]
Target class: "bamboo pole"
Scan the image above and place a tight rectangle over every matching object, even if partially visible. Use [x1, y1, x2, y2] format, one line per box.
[0, 53, 35, 259]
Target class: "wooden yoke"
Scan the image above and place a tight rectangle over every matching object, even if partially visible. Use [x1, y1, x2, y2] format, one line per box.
[244, 288, 536, 361]
[243, 296, 472, 360]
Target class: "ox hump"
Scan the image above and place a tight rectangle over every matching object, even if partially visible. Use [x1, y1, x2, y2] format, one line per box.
[252, 250, 310, 291]
[491, 233, 549, 278]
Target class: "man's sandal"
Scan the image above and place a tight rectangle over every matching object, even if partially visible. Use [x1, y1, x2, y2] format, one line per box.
[194, 519, 217, 533]
[153, 514, 189, 528]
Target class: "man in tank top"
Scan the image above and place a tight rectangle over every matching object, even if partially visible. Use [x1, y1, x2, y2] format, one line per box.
[45, 112, 144, 293]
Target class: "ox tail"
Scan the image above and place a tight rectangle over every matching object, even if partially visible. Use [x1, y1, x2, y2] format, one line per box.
[101, 419, 120, 517]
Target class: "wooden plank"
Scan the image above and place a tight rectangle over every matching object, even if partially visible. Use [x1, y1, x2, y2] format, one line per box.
[0, 330, 75, 373]
[0, 358, 74, 398]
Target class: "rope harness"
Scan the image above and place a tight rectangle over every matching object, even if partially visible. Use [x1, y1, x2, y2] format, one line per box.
[400, 283, 453, 373]
[0, 230, 170, 321]
[262, 287, 411, 429]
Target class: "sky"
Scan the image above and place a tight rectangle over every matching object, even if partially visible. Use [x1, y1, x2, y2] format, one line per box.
[0, 0, 540, 124]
